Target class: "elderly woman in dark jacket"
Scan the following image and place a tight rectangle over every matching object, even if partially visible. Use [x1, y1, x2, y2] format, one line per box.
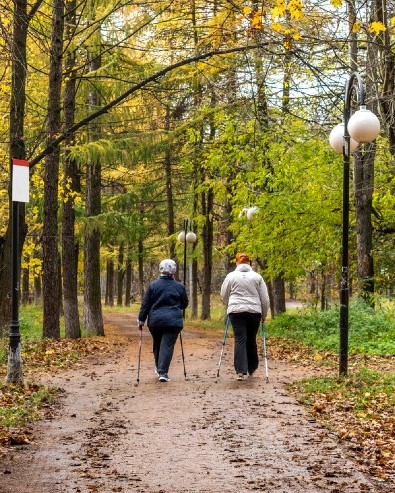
[138, 259, 188, 382]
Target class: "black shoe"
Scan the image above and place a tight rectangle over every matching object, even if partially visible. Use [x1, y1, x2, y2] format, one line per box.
[159, 373, 170, 382]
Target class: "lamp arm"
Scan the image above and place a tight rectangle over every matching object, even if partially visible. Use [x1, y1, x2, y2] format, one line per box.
[344, 72, 365, 115]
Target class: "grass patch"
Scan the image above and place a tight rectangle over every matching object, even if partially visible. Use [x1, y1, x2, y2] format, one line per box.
[267, 299, 395, 357]
[0, 383, 58, 428]
[293, 368, 395, 415]
[0, 383, 59, 445]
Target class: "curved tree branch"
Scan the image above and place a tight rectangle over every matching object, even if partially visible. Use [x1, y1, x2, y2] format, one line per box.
[29, 42, 274, 168]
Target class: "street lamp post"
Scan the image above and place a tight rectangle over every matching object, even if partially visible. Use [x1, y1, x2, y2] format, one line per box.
[6, 201, 22, 384]
[6, 157, 30, 384]
[177, 219, 197, 379]
[177, 218, 197, 287]
[329, 72, 380, 376]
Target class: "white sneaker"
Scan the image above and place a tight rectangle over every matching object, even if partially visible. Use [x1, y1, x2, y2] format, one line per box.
[237, 373, 245, 381]
[159, 373, 170, 382]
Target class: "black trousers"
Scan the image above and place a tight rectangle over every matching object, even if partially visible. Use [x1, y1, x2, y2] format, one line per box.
[229, 312, 261, 375]
[148, 326, 181, 374]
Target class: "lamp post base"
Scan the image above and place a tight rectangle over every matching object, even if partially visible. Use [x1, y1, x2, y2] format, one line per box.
[6, 343, 24, 385]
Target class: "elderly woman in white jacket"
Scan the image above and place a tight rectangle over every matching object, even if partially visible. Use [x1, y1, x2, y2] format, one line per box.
[220, 253, 270, 380]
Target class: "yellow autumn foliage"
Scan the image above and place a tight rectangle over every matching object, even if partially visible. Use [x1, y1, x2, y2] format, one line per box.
[352, 21, 362, 33]
[368, 21, 386, 35]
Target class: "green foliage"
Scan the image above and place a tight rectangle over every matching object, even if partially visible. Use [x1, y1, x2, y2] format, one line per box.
[267, 300, 395, 356]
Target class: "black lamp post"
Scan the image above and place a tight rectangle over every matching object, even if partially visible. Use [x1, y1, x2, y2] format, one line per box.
[6, 200, 23, 384]
[182, 218, 188, 286]
[329, 72, 380, 376]
[6, 156, 30, 384]
[178, 218, 197, 288]
[177, 219, 197, 379]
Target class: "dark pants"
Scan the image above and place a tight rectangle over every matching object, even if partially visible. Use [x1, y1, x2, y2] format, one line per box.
[149, 326, 181, 374]
[229, 312, 261, 375]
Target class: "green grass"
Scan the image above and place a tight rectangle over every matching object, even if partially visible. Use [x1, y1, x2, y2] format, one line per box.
[0, 383, 58, 430]
[102, 303, 141, 313]
[293, 367, 395, 419]
[267, 299, 395, 357]
[1, 305, 58, 366]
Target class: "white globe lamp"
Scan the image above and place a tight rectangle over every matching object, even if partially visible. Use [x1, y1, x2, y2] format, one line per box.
[186, 231, 197, 244]
[246, 206, 259, 221]
[178, 231, 185, 243]
[329, 123, 359, 154]
[348, 106, 380, 143]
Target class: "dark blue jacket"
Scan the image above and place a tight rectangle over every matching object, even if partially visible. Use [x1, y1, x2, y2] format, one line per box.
[138, 275, 188, 329]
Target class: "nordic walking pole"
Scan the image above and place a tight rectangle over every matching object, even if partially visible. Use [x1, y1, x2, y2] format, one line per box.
[179, 332, 187, 379]
[136, 325, 143, 385]
[261, 321, 269, 383]
[217, 317, 230, 377]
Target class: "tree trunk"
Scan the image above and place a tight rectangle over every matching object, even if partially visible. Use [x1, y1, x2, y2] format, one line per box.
[82, 18, 104, 337]
[21, 267, 29, 305]
[117, 242, 124, 306]
[191, 255, 198, 319]
[201, 188, 214, 320]
[352, 11, 378, 302]
[125, 247, 132, 307]
[164, 107, 176, 259]
[42, 0, 64, 339]
[83, 151, 104, 335]
[272, 276, 286, 316]
[266, 280, 274, 319]
[354, 146, 375, 299]
[224, 178, 235, 275]
[0, 0, 29, 336]
[34, 275, 42, 305]
[347, 0, 358, 72]
[138, 238, 144, 301]
[320, 270, 328, 311]
[375, 0, 395, 155]
[105, 258, 115, 307]
[62, 0, 81, 339]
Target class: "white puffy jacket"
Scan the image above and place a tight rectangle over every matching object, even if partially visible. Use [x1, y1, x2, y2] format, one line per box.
[220, 264, 270, 318]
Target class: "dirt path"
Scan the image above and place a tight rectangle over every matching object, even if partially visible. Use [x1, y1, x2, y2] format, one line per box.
[0, 313, 389, 493]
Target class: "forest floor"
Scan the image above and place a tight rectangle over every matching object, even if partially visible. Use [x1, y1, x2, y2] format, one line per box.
[0, 311, 393, 493]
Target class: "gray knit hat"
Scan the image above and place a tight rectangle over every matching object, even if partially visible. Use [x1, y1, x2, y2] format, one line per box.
[159, 259, 177, 275]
